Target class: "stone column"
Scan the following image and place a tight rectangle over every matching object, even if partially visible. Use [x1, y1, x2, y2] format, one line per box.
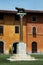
[20, 15, 23, 42]
[18, 13, 26, 42]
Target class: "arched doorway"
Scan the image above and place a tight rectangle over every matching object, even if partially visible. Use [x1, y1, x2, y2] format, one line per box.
[0, 41, 4, 53]
[12, 42, 19, 54]
[32, 42, 37, 53]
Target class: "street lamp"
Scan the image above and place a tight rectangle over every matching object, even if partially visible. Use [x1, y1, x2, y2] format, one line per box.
[15, 7, 26, 42]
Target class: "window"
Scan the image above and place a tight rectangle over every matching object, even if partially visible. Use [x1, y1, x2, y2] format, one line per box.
[0, 14, 4, 20]
[32, 27, 36, 37]
[0, 26, 3, 35]
[32, 16, 37, 22]
[15, 14, 20, 21]
[15, 26, 19, 33]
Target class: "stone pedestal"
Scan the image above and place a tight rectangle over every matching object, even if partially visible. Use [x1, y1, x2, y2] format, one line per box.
[7, 42, 35, 61]
[17, 42, 26, 54]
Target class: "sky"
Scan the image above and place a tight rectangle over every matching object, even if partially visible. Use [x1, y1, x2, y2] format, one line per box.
[0, 0, 43, 10]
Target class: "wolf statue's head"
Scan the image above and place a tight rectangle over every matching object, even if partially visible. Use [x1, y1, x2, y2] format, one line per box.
[15, 7, 25, 13]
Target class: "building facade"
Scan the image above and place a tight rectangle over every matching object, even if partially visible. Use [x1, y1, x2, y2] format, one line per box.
[0, 10, 43, 54]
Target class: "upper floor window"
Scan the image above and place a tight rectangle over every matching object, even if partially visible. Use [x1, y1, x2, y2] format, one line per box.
[0, 26, 3, 35]
[15, 14, 20, 21]
[32, 16, 37, 22]
[15, 26, 19, 33]
[0, 14, 4, 20]
[32, 27, 36, 37]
